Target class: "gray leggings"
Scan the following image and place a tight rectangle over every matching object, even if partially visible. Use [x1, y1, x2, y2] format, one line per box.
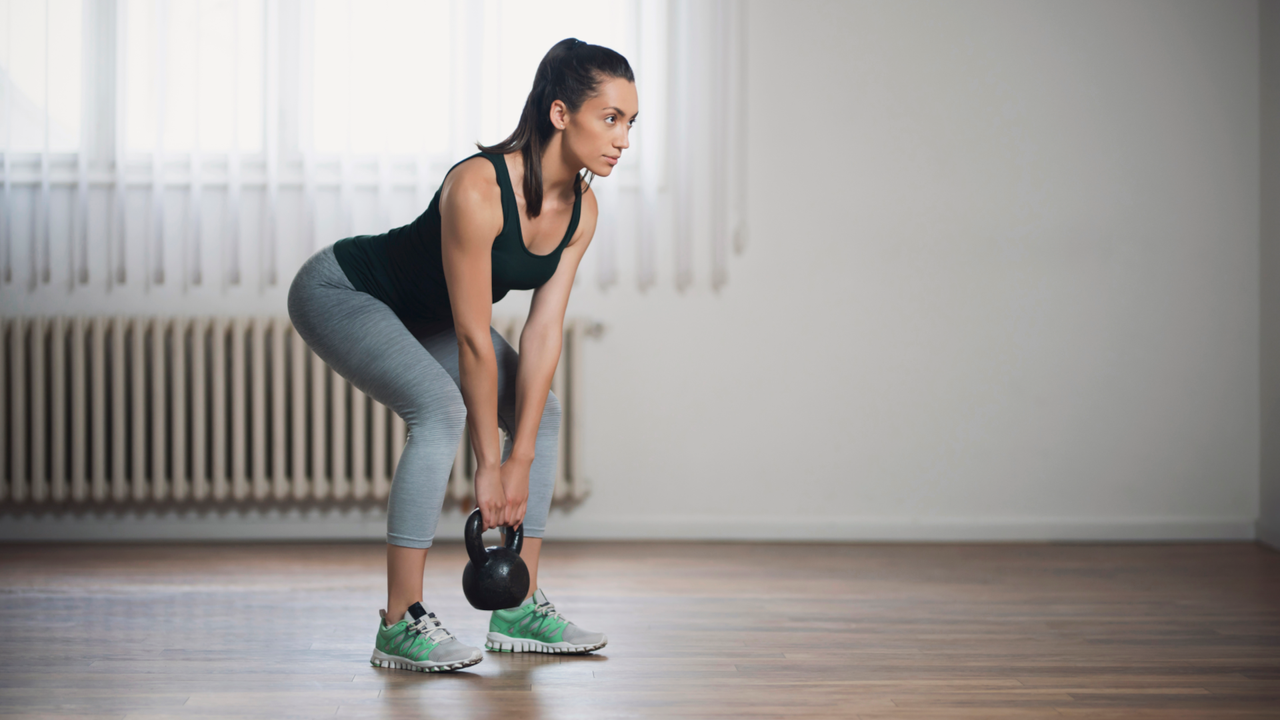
[286, 243, 559, 548]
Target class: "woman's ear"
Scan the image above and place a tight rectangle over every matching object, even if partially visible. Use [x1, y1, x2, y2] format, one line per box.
[549, 99, 569, 131]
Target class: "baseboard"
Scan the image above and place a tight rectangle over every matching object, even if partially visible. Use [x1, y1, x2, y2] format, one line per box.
[546, 515, 1256, 542]
[0, 509, 1258, 543]
[0, 506, 396, 543]
[1256, 520, 1280, 551]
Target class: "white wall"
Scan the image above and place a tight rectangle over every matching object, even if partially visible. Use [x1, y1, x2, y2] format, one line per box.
[1, 0, 1265, 542]
[1261, 0, 1280, 550]
[555, 0, 1262, 541]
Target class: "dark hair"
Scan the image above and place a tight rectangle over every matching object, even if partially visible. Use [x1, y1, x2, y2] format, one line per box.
[477, 38, 634, 218]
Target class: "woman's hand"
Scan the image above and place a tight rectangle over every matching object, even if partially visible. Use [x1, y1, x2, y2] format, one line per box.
[474, 464, 507, 532]
[499, 454, 532, 530]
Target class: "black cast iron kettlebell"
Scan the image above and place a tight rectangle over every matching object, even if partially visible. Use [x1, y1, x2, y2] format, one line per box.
[461, 507, 530, 611]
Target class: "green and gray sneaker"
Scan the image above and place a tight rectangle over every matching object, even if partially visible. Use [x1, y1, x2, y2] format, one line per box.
[370, 601, 483, 672]
[485, 588, 608, 654]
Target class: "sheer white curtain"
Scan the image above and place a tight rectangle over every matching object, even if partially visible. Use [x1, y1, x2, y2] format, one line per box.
[0, 0, 746, 310]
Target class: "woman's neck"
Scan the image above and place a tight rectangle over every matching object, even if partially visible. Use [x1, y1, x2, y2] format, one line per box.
[526, 136, 580, 202]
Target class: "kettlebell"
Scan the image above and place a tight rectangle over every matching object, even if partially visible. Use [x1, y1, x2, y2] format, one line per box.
[461, 507, 530, 611]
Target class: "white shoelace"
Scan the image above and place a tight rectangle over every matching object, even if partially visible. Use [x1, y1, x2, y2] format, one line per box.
[410, 615, 455, 645]
[533, 600, 567, 623]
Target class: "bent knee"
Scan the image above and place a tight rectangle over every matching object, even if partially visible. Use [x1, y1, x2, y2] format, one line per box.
[401, 386, 468, 431]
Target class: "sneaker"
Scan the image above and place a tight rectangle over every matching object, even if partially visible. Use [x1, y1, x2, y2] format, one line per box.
[370, 601, 483, 672]
[485, 588, 608, 654]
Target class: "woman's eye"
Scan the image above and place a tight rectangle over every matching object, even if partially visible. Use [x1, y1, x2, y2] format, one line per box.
[605, 116, 616, 124]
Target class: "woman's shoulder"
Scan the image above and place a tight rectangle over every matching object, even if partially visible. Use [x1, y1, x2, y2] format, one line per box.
[579, 181, 598, 219]
[440, 155, 502, 208]
[443, 154, 501, 193]
[580, 180, 597, 205]
[438, 155, 504, 234]
[567, 182, 599, 249]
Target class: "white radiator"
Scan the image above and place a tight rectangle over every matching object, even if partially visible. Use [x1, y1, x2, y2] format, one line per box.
[0, 315, 596, 508]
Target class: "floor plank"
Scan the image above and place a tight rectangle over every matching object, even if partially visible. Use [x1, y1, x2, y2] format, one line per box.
[1, 541, 1278, 719]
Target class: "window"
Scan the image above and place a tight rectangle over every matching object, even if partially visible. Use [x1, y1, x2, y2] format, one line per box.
[310, 0, 451, 155]
[1, 0, 746, 295]
[0, 0, 82, 153]
[125, 0, 263, 153]
[111, 0, 633, 159]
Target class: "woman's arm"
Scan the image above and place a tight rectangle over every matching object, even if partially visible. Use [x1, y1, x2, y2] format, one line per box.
[497, 187, 598, 527]
[440, 160, 507, 529]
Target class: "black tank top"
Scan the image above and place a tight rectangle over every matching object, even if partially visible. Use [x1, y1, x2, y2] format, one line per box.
[331, 151, 582, 324]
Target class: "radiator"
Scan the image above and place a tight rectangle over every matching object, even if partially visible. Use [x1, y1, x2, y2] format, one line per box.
[0, 315, 596, 508]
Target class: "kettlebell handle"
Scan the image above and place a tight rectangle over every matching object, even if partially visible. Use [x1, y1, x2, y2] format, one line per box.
[503, 522, 524, 554]
[464, 508, 524, 567]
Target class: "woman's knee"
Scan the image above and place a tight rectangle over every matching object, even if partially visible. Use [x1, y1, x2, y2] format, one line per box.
[401, 384, 468, 436]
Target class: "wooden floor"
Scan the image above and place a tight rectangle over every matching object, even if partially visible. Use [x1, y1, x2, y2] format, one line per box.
[1, 541, 1279, 719]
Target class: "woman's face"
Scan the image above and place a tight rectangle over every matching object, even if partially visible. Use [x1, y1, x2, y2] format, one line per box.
[559, 76, 638, 178]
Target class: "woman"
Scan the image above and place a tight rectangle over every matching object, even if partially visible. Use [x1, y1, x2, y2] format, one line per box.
[286, 38, 637, 672]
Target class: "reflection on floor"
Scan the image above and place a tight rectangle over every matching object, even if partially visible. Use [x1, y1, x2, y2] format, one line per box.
[1, 540, 1279, 719]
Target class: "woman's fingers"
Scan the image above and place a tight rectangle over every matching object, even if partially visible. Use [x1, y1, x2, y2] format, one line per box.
[499, 491, 527, 529]
[480, 498, 506, 532]
[504, 503, 517, 529]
